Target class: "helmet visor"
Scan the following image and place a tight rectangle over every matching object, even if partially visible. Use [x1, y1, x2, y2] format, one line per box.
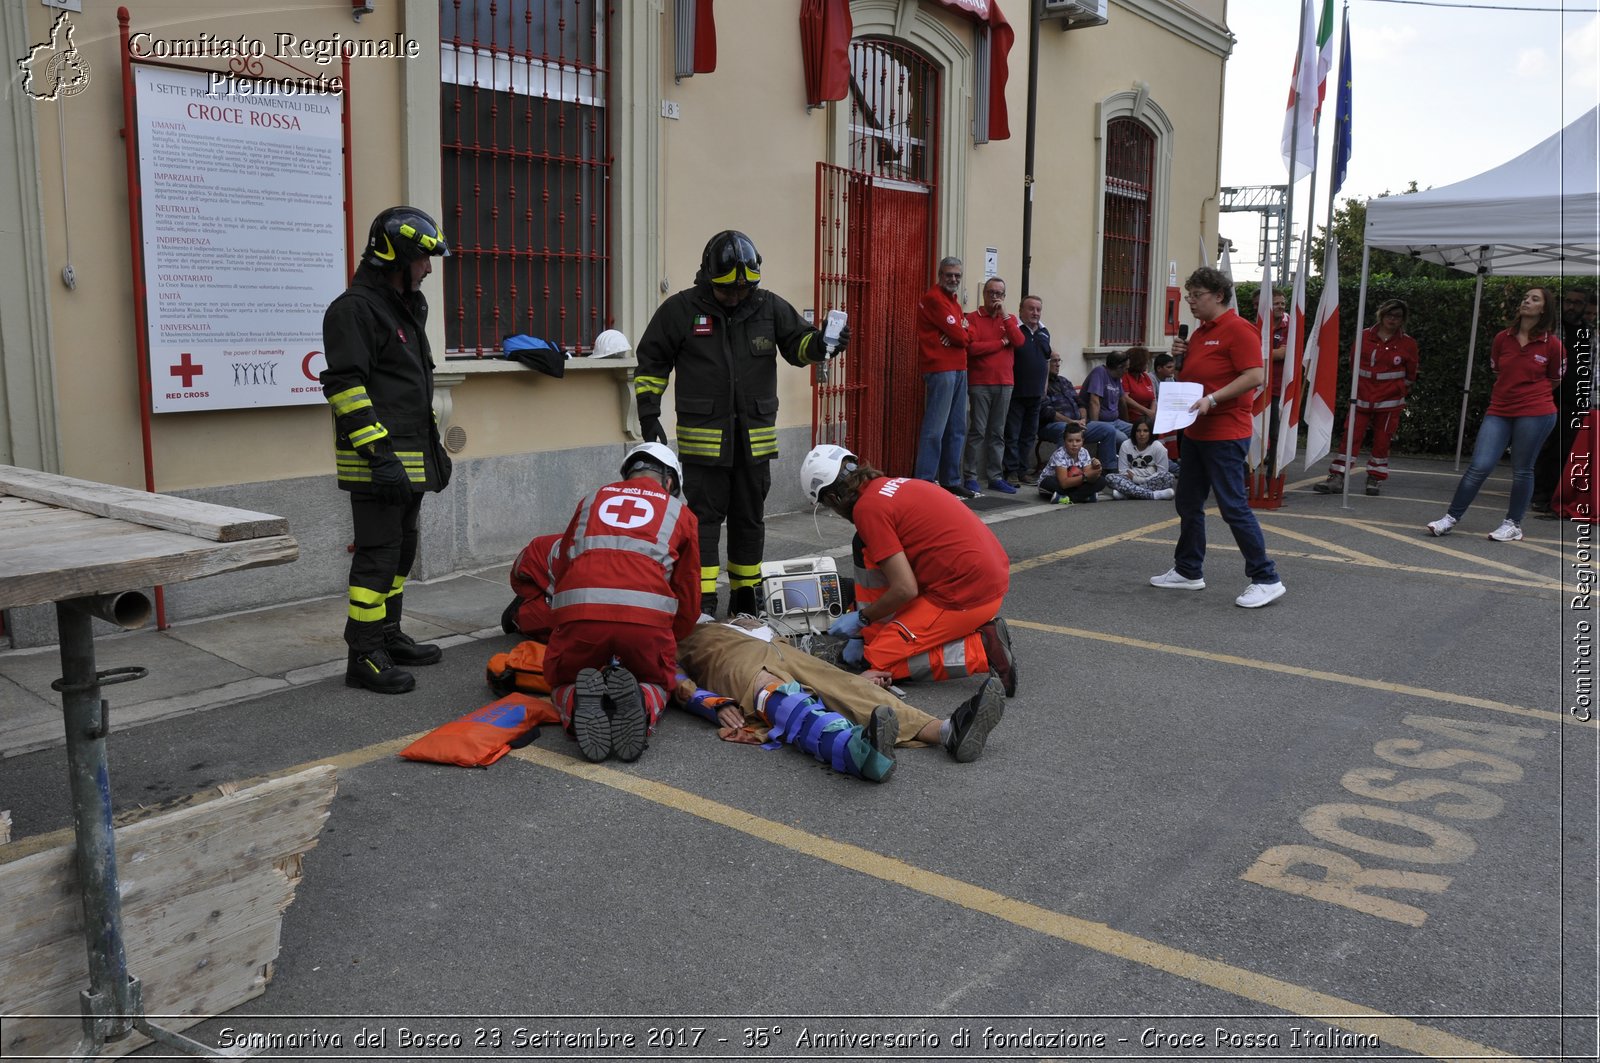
[708, 235, 761, 286]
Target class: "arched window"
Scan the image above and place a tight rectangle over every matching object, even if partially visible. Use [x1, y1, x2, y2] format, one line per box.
[1099, 117, 1155, 346]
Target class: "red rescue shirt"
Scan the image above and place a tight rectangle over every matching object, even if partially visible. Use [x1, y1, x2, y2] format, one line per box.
[916, 286, 970, 375]
[1487, 329, 1565, 418]
[1181, 308, 1262, 441]
[852, 477, 1010, 611]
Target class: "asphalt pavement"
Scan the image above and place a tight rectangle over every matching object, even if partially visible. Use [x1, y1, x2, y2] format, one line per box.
[0, 455, 1592, 1062]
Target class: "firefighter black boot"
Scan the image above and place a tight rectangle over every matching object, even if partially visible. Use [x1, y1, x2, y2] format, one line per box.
[346, 646, 416, 694]
[382, 591, 442, 665]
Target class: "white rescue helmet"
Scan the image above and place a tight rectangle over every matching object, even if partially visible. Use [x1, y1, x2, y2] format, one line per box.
[592, 329, 632, 358]
[800, 444, 856, 505]
[620, 442, 684, 496]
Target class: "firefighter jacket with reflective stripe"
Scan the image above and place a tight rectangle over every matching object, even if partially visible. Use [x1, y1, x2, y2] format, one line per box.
[321, 263, 451, 493]
[551, 477, 702, 640]
[1351, 326, 1420, 412]
[634, 284, 822, 466]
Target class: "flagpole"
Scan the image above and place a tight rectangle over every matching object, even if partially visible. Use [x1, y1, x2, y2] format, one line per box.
[1269, 0, 1313, 481]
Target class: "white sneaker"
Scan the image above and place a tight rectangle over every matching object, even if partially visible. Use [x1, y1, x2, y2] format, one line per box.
[1150, 568, 1205, 590]
[1487, 519, 1523, 542]
[1154, 488, 1176, 500]
[1235, 581, 1287, 608]
[1426, 514, 1457, 537]
[1111, 489, 1127, 500]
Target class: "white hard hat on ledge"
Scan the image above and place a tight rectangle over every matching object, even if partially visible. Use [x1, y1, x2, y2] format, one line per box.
[592, 329, 632, 358]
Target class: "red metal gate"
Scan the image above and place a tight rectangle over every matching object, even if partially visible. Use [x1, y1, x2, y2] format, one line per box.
[812, 38, 939, 477]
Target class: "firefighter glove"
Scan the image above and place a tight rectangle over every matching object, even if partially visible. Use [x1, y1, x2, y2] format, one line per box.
[829, 609, 866, 638]
[829, 324, 850, 358]
[641, 415, 666, 444]
[367, 451, 413, 507]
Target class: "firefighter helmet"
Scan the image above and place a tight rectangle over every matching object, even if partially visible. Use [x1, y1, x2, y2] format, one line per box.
[698, 230, 762, 287]
[363, 206, 450, 269]
[620, 442, 684, 496]
[800, 444, 857, 505]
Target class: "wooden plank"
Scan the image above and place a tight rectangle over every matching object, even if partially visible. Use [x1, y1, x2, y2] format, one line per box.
[0, 768, 335, 1059]
[0, 466, 288, 542]
[0, 504, 102, 536]
[0, 533, 298, 610]
[0, 810, 9, 845]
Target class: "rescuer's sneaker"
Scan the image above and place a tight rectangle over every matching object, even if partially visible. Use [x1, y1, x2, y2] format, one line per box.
[945, 675, 1006, 763]
[345, 648, 416, 695]
[1312, 473, 1343, 494]
[572, 668, 612, 762]
[978, 616, 1019, 697]
[383, 626, 442, 666]
[603, 666, 649, 763]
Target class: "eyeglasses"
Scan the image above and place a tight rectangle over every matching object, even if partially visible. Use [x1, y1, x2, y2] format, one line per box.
[985, 289, 1006, 298]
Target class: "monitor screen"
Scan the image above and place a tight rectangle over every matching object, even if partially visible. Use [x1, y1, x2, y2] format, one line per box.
[780, 577, 822, 610]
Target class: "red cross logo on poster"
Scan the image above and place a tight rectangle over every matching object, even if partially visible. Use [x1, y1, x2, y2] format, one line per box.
[170, 352, 204, 387]
[598, 495, 655, 530]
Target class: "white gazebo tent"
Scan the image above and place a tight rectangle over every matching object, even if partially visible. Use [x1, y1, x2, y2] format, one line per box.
[1355, 106, 1600, 467]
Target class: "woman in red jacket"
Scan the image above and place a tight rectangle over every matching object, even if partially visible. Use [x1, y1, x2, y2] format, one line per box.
[1427, 287, 1565, 542]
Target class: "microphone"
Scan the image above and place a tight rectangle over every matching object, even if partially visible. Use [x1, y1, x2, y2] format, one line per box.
[1175, 324, 1188, 372]
[1177, 324, 1189, 340]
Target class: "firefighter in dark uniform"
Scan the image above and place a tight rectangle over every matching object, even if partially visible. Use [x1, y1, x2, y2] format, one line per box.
[634, 230, 846, 617]
[321, 206, 453, 694]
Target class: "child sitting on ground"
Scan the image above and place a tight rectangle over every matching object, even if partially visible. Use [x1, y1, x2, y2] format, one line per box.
[1104, 419, 1177, 500]
[1037, 425, 1104, 504]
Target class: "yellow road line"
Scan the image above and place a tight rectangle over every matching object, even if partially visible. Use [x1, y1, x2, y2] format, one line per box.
[510, 744, 1522, 1063]
[1010, 619, 1577, 728]
[1259, 513, 1558, 582]
[1010, 516, 1179, 574]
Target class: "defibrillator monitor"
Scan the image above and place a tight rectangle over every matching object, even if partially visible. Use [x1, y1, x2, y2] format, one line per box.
[759, 556, 844, 632]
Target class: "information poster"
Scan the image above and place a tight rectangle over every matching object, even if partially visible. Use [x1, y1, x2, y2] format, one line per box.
[134, 65, 345, 413]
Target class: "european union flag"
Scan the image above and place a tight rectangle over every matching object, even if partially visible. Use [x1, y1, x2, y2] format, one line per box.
[1331, 6, 1353, 197]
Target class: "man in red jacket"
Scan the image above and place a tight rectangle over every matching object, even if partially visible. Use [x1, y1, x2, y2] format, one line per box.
[1313, 299, 1420, 496]
[964, 276, 1026, 495]
[546, 443, 701, 762]
[914, 257, 976, 498]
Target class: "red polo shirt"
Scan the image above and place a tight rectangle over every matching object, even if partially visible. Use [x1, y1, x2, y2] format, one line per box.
[1487, 329, 1565, 417]
[852, 477, 1010, 610]
[1181, 308, 1262, 441]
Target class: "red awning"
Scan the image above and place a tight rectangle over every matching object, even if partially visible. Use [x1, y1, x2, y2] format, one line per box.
[692, 0, 717, 74]
[934, 0, 1015, 141]
[800, 0, 853, 106]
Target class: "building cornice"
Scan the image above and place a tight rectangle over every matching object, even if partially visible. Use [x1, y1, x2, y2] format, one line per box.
[1113, 0, 1234, 59]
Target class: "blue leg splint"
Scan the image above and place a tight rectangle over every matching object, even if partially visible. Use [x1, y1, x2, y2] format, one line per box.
[758, 681, 892, 782]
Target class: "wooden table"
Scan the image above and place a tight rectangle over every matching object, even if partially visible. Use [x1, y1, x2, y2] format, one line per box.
[0, 465, 298, 1060]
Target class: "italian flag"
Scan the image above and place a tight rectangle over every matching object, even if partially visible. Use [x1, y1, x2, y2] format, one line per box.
[1302, 237, 1341, 468]
[1281, 0, 1335, 181]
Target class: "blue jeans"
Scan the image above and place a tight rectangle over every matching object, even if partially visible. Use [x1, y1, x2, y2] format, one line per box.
[1040, 419, 1123, 467]
[915, 370, 968, 484]
[1447, 412, 1558, 524]
[1173, 436, 1279, 584]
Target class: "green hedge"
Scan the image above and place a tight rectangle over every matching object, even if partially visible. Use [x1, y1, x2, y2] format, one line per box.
[1236, 276, 1567, 455]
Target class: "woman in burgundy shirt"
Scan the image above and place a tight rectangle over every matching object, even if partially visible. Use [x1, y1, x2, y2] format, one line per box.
[1427, 287, 1565, 542]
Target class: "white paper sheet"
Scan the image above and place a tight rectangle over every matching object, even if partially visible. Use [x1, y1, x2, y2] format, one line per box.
[1153, 381, 1205, 435]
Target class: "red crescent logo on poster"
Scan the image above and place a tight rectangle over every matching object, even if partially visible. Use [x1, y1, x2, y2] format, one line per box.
[302, 350, 325, 381]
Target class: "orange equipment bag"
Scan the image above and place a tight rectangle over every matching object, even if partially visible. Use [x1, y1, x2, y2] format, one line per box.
[399, 693, 561, 768]
[486, 639, 552, 695]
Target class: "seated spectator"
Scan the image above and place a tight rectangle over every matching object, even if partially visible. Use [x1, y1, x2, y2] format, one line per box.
[1038, 353, 1122, 468]
[1121, 347, 1156, 427]
[675, 619, 1008, 781]
[1082, 349, 1135, 444]
[1152, 351, 1183, 466]
[1104, 420, 1177, 501]
[1036, 425, 1104, 505]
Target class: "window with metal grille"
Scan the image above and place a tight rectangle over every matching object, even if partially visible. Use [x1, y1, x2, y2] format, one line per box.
[1099, 117, 1154, 346]
[847, 38, 936, 186]
[440, 0, 609, 357]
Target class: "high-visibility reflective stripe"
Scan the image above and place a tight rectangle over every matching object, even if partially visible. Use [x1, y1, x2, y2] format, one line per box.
[798, 331, 819, 364]
[749, 439, 779, 456]
[679, 443, 722, 457]
[388, 575, 406, 596]
[1359, 368, 1408, 380]
[677, 426, 722, 439]
[329, 387, 373, 416]
[701, 565, 720, 593]
[569, 493, 684, 563]
[635, 375, 668, 397]
[943, 637, 970, 676]
[348, 584, 387, 622]
[348, 423, 389, 449]
[728, 561, 761, 590]
[1365, 399, 1406, 410]
[552, 587, 679, 614]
